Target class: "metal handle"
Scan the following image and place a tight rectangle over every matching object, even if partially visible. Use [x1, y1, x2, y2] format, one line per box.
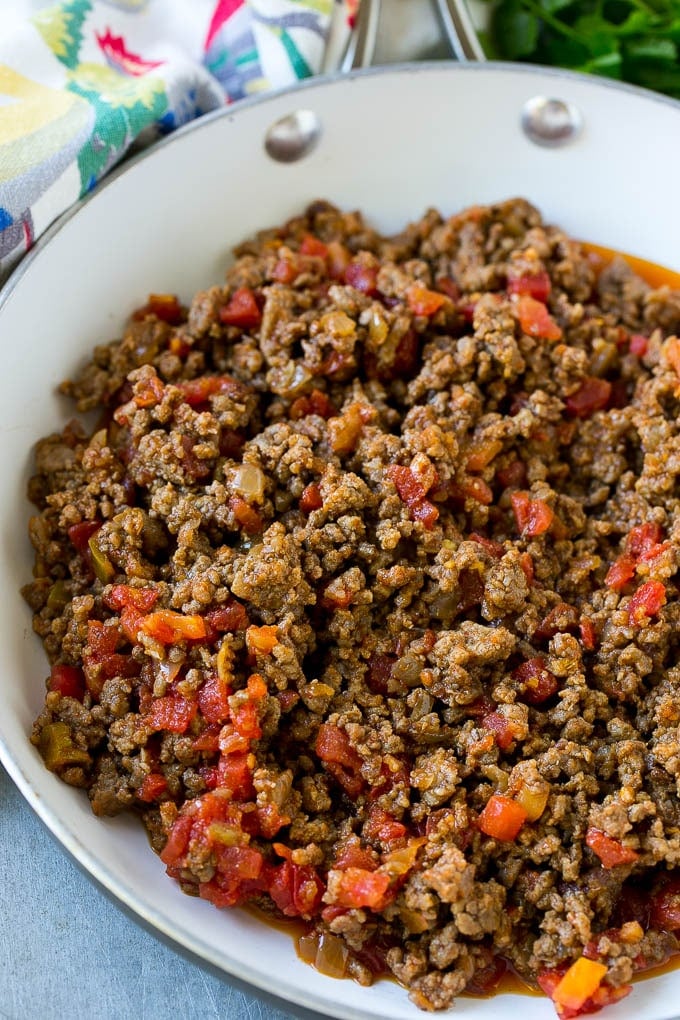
[435, 0, 487, 62]
[342, 0, 382, 72]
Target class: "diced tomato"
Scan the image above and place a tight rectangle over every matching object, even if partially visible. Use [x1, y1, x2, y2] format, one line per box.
[204, 601, 249, 635]
[650, 876, 680, 931]
[200, 846, 267, 908]
[410, 499, 439, 528]
[277, 690, 300, 713]
[326, 240, 350, 280]
[507, 270, 551, 302]
[192, 725, 221, 752]
[469, 533, 504, 558]
[215, 751, 255, 800]
[68, 520, 101, 556]
[579, 618, 598, 652]
[565, 377, 612, 418]
[145, 694, 197, 733]
[552, 957, 608, 1013]
[628, 580, 666, 625]
[175, 374, 248, 407]
[467, 439, 503, 473]
[334, 843, 379, 872]
[316, 723, 365, 797]
[269, 859, 325, 918]
[140, 610, 207, 644]
[331, 867, 391, 911]
[344, 260, 378, 296]
[363, 805, 407, 847]
[160, 813, 194, 867]
[48, 664, 86, 701]
[516, 295, 562, 341]
[197, 674, 231, 725]
[629, 333, 648, 356]
[290, 389, 337, 420]
[132, 293, 184, 325]
[513, 657, 560, 705]
[511, 491, 554, 537]
[626, 522, 665, 559]
[298, 234, 328, 258]
[482, 711, 516, 750]
[478, 794, 527, 841]
[246, 624, 278, 655]
[387, 464, 439, 529]
[229, 496, 263, 535]
[300, 483, 323, 513]
[138, 772, 168, 802]
[406, 283, 447, 317]
[585, 827, 639, 868]
[256, 803, 291, 839]
[605, 556, 636, 591]
[533, 602, 579, 642]
[495, 460, 527, 490]
[133, 372, 165, 408]
[519, 552, 535, 585]
[366, 654, 397, 695]
[219, 287, 262, 329]
[104, 584, 159, 612]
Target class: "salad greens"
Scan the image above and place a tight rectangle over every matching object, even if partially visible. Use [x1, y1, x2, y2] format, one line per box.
[481, 0, 680, 97]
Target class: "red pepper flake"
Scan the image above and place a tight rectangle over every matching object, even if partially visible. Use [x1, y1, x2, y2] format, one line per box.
[586, 827, 639, 868]
[511, 491, 554, 537]
[565, 377, 612, 418]
[507, 269, 551, 302]
[628, 580, 666, 625]
[219, 287, 262, 329]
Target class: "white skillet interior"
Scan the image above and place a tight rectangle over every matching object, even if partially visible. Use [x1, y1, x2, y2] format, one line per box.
[1, 64, 679, 1020]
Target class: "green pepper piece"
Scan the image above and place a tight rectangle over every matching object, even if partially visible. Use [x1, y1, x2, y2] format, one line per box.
[39, 722, 91, 772]
[88, 535, 115, 583]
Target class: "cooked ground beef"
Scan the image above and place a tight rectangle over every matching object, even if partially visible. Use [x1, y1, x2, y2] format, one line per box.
[24, 198, 680, 1016]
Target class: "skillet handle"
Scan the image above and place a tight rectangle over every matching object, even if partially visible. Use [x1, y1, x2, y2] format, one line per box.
[435, 0, 487, 62]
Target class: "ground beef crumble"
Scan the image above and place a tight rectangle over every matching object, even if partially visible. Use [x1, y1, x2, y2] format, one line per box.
[23, 199, 680, 1015]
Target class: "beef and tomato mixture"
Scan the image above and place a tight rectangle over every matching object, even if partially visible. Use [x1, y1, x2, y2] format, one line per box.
[24, 199, 680, 1016]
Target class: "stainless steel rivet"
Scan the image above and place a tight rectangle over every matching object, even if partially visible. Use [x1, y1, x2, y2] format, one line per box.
[264, 109, 322, 163]
[521, 96, 583, 148]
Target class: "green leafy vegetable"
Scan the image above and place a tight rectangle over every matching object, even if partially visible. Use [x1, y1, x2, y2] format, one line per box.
[482, 0, 680, 97]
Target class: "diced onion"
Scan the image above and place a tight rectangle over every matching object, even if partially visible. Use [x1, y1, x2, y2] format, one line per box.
[233, 464, 266, 504]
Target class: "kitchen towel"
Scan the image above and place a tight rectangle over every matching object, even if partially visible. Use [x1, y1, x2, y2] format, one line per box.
[0, 0, 357, 281]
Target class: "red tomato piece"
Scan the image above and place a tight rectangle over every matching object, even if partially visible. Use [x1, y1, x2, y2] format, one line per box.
[478, 794, 527, 841]
[132, 293, 184, 325]
[435, 276, 460, 301]
[140, 610, 207, 644]
[300, 483, 323, 513]
[507, 270, 551, 302]
[585, 827, 639, 868]
[216, 751, 255, 800]
[290, 389, 337, 420]
[204, 601, 249, 634]
[67, 520, 101, 555]
[565, 377, 613, 418]
[513, 658, 560, 705]
[229, 496, 264, 535]
[511, 491, 554, 537]
[333, 843, 379, 872]
[629, 333, 648, 356]
[469, 533, 505, 558]
[104, 584, 158, 612]
[363, 805, 407, 847]
[48, 664, 86, 701]
[316, 723, 365, 797]
[626, 522, 664, 559]
[605, 556, 636, 591]
[246, 625, 278, 655]
[331, 867, 391, 911]
[145, 694, 197, 734]
[407, 284, 447, 317]
[219, 288, 262, 329]
[138, 772, 168, 802]
[579, 618, 598, 652]
[516, 295, 562, 340]
[482, 711, 516, 750]
[175, 374, 248, 407]
[197, 674, 231, 725]
[628, 580, 666, 625]
[160, 813, 194, 867]
[269, 860, 325, 918]
[299, 234, 328, 258]
[344, 260, 379, 296]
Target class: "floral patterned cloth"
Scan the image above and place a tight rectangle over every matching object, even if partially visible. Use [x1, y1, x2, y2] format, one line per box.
[0, 0, 357, 280]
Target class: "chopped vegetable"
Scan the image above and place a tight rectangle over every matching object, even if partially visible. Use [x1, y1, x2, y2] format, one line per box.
[552, 958, 608, 1012]
[585, 827, 639, 867]
[511, 491, 554, 537]
[478, 794, 528, 841]
[140, 609, 208, 643]
[515, 294, 562, 340]
[219, 288, 262, 329]
[628, 580, 666, 625]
